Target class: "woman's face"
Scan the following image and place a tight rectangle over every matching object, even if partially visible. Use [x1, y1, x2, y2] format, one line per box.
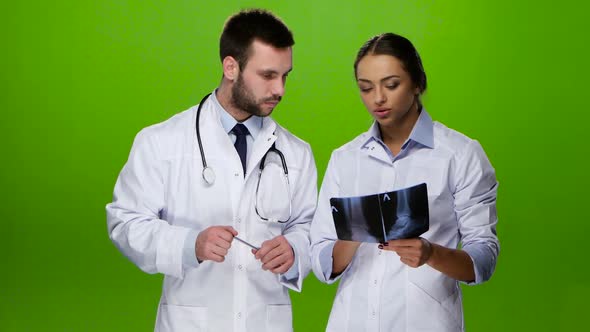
[356, 54, 420, 128]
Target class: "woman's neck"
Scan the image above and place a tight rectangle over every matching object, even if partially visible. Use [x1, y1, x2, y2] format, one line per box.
[379, 103, 420, 155]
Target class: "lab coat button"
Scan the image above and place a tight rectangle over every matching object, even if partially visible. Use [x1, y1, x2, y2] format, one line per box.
[238, 264, 243, 270]
[237, 312, 242, 319]
[234, 173, 240, 177]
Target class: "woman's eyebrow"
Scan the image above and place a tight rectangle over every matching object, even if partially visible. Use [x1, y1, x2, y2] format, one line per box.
[357, 75, 401, 83]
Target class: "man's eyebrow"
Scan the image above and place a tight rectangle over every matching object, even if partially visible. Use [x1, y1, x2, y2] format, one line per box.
[257, 68, 293, 75]
[258, 69, 276, 73]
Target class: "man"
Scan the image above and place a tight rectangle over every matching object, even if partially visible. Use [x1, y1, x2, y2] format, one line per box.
[106, 9, 317, 331]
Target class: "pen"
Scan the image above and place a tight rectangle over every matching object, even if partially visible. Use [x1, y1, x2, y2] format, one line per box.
[234, 236, 260, 250]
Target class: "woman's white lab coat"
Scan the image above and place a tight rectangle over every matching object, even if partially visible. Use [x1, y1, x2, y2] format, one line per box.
[106, 97, 317, 332]
[310, 112, 499, 332]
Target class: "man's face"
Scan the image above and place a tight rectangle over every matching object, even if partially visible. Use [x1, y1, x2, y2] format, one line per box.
[231, 40, 292, 117]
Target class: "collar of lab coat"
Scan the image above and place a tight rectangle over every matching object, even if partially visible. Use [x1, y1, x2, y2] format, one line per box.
[360, 108, 434, 163]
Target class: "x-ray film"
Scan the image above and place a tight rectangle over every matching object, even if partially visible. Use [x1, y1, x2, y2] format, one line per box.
[330, 183, 429, 243]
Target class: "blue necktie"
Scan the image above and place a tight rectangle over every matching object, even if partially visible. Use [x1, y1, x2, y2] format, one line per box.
[231, 123, 249, 175]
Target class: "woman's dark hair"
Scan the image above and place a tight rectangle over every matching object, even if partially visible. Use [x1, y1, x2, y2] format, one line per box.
[220, 9, 294, 70]
[354, 33, 427, 94]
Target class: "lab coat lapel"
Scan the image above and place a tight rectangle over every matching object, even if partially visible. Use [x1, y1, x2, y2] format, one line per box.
[246, 117, 278, 181]
[198, 99, 242, 164]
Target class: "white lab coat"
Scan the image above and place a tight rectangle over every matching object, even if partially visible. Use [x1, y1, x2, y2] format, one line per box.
[106, 97, 317, 332]
[310, 114, 499, 332]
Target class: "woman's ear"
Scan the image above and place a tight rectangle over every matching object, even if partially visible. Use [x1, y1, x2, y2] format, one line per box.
[222, 56, 239, 81]
[414, 85, 422, 96]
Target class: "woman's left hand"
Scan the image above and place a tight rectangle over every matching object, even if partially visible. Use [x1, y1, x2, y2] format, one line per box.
[380, 238, 433, 268]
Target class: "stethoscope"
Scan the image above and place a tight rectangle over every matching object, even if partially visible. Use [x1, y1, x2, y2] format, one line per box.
[195, 93, 292, 223]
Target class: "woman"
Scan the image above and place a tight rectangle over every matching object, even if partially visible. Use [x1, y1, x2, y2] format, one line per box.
[310, 33, 499, 331]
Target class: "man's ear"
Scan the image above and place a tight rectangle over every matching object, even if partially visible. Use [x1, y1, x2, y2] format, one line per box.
[222, 56, 239, 81]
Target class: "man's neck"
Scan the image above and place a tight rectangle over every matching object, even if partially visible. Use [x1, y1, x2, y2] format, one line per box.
[216, 83, 252, 122]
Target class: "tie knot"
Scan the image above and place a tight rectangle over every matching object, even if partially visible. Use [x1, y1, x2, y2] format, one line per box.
[232, 123, 249, 136]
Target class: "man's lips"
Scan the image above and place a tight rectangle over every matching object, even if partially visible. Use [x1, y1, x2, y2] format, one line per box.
[263, 100, 280, 107]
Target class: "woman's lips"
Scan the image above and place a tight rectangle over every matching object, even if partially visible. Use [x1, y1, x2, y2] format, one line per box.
[373, 108, 391, 118]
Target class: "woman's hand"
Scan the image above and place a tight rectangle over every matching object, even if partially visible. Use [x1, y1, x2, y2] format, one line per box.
[381, 238, 475, 282]
[380, 238, 432, 268]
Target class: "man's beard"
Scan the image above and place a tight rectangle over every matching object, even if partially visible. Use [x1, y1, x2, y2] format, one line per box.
[231, 74, 281, 117]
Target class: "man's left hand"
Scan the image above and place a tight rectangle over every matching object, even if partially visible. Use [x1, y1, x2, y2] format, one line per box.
[253, 235, 295, 274]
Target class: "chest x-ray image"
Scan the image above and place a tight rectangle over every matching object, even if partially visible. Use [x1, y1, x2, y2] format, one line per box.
[330, 183, 429, 243]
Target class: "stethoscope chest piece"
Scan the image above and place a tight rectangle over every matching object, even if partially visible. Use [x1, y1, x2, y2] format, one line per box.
[202, 166, 216, 186]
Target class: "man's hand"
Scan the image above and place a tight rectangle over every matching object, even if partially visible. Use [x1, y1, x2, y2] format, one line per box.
[381, 238, 432, 268]
[252, 235, 294, 274]
[195, 226, 238, 263]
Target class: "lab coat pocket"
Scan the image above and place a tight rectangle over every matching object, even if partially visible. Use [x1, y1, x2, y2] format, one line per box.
[156, 304, 208, 332]
[406, 157, 449, 199]
[266, 304, 293, 332]
[407, 268, 462, 331]
[256, 161, 294, 223]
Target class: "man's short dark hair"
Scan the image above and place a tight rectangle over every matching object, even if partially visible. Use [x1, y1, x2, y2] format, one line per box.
[220, 9, 294, 69]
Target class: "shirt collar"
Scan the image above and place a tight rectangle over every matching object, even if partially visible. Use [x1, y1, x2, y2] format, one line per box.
[409, 109, 434, 148]
[211, 90, 263, 140]
[365, 108, 434, 149]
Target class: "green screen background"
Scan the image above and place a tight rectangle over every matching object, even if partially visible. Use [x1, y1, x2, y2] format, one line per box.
[1, 1, 588, 331]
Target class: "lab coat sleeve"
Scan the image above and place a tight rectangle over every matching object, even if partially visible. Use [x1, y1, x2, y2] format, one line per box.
[453, 140, 500, 285]
[106, 128, 192, 279]
[279, 144, 318, 292]
[310, 152, 347, 284]
[182, 230, 200, 268]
